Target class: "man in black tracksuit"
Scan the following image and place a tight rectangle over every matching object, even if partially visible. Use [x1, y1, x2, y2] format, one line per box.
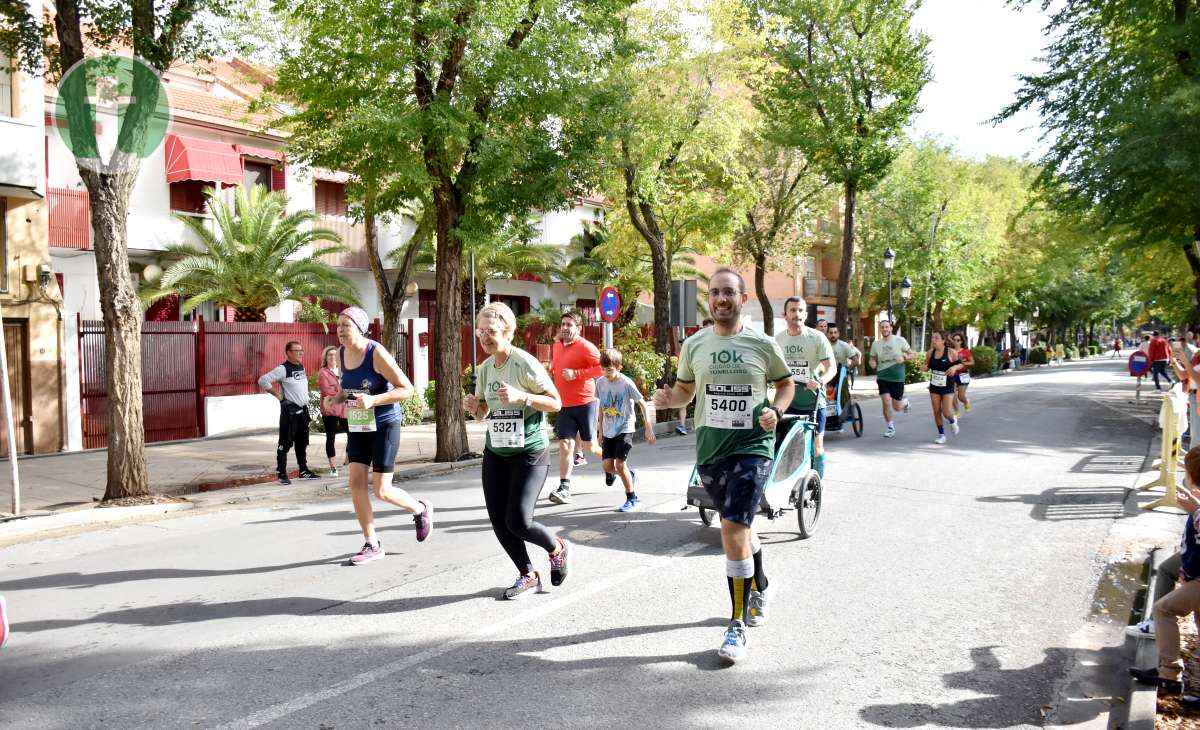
[258, 340, 319, 484]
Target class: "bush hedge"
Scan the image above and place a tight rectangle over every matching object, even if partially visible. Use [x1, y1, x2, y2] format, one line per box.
[904, 352, 929, 384]
[1029, 346, 1049, 365]
[969, 347, 998, 376]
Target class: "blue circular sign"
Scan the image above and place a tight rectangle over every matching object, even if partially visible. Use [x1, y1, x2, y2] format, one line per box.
[600, 286, 621, 322]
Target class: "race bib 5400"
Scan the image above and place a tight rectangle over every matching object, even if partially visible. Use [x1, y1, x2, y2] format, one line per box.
[705, 384, 754, 429]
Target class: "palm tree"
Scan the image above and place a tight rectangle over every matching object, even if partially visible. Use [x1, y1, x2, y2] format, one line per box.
[141, 185, 360, 321]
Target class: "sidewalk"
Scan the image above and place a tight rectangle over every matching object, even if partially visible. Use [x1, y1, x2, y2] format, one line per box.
[2, 421, 489, 515]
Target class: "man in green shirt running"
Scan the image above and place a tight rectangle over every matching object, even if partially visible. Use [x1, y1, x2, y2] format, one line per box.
[654, 268, 794, 665]
[828, 323, 861, 391]
[774, 296, 835, 479]
[868, 319, 912, 438]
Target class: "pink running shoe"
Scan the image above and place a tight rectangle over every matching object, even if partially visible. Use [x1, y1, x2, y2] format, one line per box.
[503, 572, 544, 600]
[414, 500, 433, 542]
[348, 541, 384, 566]
[0, 594, 9, 649]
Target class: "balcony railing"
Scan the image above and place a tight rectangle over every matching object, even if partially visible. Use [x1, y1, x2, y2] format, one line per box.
[48, 187, 91, 250]
[317, 214, 370, 269]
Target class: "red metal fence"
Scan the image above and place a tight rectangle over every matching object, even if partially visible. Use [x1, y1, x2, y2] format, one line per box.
[78, 317, 380, 449]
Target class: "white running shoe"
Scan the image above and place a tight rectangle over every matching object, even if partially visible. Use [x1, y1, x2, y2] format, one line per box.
[1126, 618, 1155, 639]
[747, 579, 776, 628]
[883, 425, 896, 439]
[902, 399, 912, 414]
[934, 434, 947, 444]
[951, 421, 960, 436]
[717, 620, 748, 664]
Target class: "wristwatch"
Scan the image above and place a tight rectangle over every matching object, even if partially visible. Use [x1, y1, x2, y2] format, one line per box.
[766, 405, 783, 420]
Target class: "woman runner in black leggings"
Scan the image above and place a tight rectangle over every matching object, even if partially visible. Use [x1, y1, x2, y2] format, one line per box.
[463, 302, 570, 599]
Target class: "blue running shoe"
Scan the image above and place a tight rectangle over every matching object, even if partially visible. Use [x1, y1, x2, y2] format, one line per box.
[717, 620, 748, 664]
[618, 496, 641, 512]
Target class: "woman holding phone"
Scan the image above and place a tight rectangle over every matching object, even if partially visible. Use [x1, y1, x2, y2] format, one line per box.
[325, 307, 434, 565]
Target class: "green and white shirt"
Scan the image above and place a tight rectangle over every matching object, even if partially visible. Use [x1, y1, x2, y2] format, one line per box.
[677, 326, 791, 465]
[476, 347, 555, 457]
[775, 327, 835, 412]
[869, 335, 911, 383]
[832, 340, 861, 369]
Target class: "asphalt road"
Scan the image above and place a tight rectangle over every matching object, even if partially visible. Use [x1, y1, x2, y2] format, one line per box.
[0, 358, 1159, 729]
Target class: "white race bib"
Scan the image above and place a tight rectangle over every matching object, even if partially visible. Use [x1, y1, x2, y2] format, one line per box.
[346, 389, 376, 432]
[958, 372, 971, 385]
[488, 409, 525, 448]
[705, 384, 754, 429]
[789, 359, 810, 382]
[930, 371, 948, 387]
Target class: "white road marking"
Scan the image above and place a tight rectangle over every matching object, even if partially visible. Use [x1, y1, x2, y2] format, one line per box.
[216, 539, 710, 729]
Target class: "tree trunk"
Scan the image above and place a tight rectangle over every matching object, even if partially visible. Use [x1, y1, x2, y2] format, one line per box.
[931, 300, 944, 334]
[648, 232, 671, 379]
[432, 189, 469, 462]
[1087, 321, 1095, 348]
[755, 251, 773, 336]
[1007, 315, 1017, 355]
[1182, 228, 1200, 325]
[83, 169, 151, 500]
[835, 178, 856, 332]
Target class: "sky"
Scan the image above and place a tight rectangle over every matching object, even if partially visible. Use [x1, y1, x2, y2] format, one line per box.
[910, 0, 1051, 161]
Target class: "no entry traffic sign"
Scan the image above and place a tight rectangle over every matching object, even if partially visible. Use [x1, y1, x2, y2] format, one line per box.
[599, 286, 621, 323]
[1128, 351, 1149, 377]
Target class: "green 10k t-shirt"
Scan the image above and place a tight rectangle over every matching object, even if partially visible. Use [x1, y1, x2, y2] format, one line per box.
[870, 335, 911, 383]
[775, 327, 835, 412]
[676, 326, 791, 465]
[476, 347, 555, 457]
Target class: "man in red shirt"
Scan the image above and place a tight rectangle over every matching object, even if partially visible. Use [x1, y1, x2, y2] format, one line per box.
[548, 310, 604, 504]
[1149, 330, 1175, 391]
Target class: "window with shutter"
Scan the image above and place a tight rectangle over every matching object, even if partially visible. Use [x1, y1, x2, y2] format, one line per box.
[315, 180, 348, 216]
[169, 181, 212, 214]
[0, 52, 12, 118]
[243, 162, 272, 191]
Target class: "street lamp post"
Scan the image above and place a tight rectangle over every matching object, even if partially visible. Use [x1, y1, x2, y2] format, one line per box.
[883, 248, 895, 324]
[900, 276, 913, 339]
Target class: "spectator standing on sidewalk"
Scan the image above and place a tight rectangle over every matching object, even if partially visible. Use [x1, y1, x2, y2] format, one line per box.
[1130, 447, 1200, 694]
[1149, 330, 1175, 390]
[259, 341, 318, 484]
[548, 309, 604, 504]
[318, 345, 348, 476]
[1111, 336, 1122, 358]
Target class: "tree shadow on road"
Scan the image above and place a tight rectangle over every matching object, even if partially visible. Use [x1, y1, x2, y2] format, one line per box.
[859, 644, 1127, 727]
[12, 587, 500, 632]
[0, 557, 340, 592]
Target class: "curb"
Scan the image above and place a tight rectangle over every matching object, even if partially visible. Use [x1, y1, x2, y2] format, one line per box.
[0, 501, 195, 542]
[1125, 546, 1168, 729]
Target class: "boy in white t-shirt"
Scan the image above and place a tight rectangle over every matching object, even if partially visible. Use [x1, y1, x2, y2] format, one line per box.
[595, 349, 657, 512]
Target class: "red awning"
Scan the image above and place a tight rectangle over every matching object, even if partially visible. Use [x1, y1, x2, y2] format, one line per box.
[164, 134, 243, 185]
[234, 144, 285, 163]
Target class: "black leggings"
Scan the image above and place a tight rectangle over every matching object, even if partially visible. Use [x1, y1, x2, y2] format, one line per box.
[321, 416, 348, 458]
[482, 448, 556, 575]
